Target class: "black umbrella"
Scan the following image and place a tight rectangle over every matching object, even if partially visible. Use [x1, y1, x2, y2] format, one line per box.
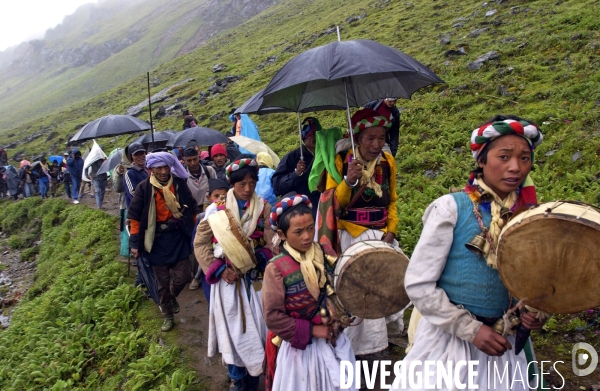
[70, 114, 151, 143]
[132, 130, 177, 146]
[97, 148, 123, 175]
[136, 254, 160, 304]
[235, 89, 344, 115]
[260, 39, 444, 111]
[167, 127, 229, 148]
[235, 89, 345, 159]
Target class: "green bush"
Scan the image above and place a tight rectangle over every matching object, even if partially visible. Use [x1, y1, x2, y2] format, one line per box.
[7, 235, 25, 250]
[0, 199, 195, 390]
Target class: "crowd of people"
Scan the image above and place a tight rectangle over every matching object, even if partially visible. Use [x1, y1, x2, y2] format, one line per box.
[0, 148, 109, 209]
[1, 99, 551, 390]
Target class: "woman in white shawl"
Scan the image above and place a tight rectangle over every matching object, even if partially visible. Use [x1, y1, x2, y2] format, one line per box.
[393, 115, 548, 390]
[194, 157, 275, 391]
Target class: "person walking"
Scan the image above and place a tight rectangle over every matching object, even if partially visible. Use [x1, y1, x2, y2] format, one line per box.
[89, 158, 108, 209]
[67, 149, 84, 204]
[128, 152, 197, 332]
[61, 152, 72, 200]
[48, 160, 60, 197]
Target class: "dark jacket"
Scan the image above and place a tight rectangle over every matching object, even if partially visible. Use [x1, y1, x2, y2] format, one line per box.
[66, 156, 84, 180]
[48, 165, 60, 179]
[18, 167, 37, 183]
[124, 165, 149, 208]
[364, 100, 401, 157]
[272, 145, 320, 215]
[127, 175, 197, 253]
[208, 161, 229, 181]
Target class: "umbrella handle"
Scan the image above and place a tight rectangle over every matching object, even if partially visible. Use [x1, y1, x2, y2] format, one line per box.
[297, 112, 304, 160]
[343, 78, 356, 158]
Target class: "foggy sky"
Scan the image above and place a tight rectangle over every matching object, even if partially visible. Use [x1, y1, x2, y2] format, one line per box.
[0, 0, 98, 52]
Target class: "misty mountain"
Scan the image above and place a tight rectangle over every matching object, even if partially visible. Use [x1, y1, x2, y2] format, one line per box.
[0, 0, 277, 129]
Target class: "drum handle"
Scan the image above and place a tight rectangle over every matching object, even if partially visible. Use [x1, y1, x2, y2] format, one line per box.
[541, 200, 600, 217]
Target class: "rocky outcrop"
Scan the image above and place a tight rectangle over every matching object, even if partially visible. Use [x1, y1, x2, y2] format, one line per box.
[6, 30, 141, 75]
[125, 79, 194, 117]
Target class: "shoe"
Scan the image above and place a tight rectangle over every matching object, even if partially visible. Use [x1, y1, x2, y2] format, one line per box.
[245, 375, 260, 391]
[189, 278, 200, 290]
[172, 298, 180, 314]
[73, 200, 79, 204]
[229, 379, 245, 391]
[161, 318, 174, 332]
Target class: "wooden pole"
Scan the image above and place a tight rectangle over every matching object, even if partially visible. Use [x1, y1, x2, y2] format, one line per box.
[147, 72, 155, 149]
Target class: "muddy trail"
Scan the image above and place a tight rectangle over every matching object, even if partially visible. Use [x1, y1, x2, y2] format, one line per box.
[1, 183, 409, 390]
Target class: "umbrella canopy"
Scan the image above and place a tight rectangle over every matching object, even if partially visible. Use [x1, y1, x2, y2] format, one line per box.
[167, 127, 229, 148]
[235, 89, 345, 115]
[260, 39, 444, 112]
[97, 148, 123, 176]
[70, 114, 151, 143]
[136, 254, 159, 304]
[229, 136, 280, 166]
[132, 130, 177, 146]
[48, 155, 63, 165]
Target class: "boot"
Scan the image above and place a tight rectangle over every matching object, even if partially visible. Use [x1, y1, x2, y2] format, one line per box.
[161, 318, 174, 332]
[172, 298, 180, 314]
[189, 278, 200, 290]
[245, 374, 260, 391]
[229, 378, 245, 391]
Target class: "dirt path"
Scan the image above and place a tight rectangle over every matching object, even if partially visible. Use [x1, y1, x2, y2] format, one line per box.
[60, 183, 411, 390]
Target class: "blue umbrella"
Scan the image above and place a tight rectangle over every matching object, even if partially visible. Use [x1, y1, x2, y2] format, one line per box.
[48, 155, 64, 164]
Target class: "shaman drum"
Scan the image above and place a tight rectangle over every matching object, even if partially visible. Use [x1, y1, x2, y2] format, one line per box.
[334, 240, 409, 319]
[497, 201, 600, 314]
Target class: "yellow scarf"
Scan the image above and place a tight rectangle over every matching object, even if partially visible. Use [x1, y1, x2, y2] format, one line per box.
[476, 177, 517, 269]
[149, 173, 182, 219]
[283, 241, 326, 301]
[353, 148, 382, 197]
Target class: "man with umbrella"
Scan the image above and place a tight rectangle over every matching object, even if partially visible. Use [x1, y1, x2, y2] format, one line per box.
[272, 117, 321, 217]
[128, 152, 197, 332]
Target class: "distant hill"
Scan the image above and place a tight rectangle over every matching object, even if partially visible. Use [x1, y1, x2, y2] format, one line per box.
[0, 0, 277, 130]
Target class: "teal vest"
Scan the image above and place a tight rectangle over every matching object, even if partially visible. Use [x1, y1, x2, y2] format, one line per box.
[437, 192, 510, 318]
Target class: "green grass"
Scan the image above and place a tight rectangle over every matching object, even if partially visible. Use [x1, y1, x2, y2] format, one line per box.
[0, 199, 197, 390]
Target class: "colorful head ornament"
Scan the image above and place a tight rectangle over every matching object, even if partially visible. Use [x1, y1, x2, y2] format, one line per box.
[270, 194, 313, 231]
[350, 108, 391, 135]
[225, 158, 258, 181]
[301, 117, 322, 140]
[470, 119, 543, 160]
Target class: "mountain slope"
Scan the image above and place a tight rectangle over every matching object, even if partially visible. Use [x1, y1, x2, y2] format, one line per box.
[1, 0, 599, 250]
[0, 0, 599, 388]
[0, 0, 277, 130]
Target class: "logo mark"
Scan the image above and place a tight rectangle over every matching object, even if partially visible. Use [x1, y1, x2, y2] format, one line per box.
[572, 343, 598, 376]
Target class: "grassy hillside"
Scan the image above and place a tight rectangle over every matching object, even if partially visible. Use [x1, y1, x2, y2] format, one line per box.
[0, 199, 196, 390]
[2, 0, 598, 251]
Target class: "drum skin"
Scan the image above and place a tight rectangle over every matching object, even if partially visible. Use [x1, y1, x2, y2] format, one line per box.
[334, 240, 410, 319]
[497, 201, 600, 314]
